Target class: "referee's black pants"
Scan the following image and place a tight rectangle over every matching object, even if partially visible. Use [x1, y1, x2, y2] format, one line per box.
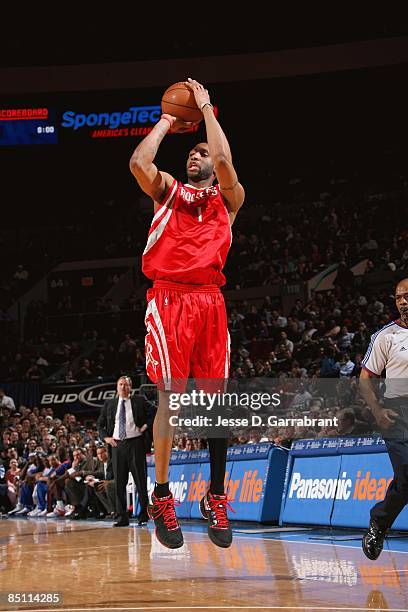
[371, 399, 408, 530]
[111, 437, 148, 520]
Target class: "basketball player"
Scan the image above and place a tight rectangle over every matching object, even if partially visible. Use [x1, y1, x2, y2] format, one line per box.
[129, 78, 245, 549]
[360, 278, 408, 559]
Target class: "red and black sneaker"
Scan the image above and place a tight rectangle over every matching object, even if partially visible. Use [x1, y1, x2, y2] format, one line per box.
[148, 492, 184, 549]
[199, 490, 234, 548]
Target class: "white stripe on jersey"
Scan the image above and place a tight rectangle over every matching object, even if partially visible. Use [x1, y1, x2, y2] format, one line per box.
[151, 180, 178, 225]
[143, 205, 174, 255]
[145, 298, 172, 390]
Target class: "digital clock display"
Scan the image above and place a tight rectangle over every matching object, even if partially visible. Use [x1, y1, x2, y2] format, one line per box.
[0, 107, 58, 146]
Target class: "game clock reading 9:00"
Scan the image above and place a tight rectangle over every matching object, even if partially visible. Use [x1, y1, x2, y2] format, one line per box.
[0, 107, 57, 146]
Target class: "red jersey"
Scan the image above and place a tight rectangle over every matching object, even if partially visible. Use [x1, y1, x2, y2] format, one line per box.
[142, 179, 232, 286]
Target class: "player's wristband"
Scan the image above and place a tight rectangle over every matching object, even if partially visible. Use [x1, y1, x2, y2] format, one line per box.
[200, 102, 214, 111]
[161, 115, 173, 128]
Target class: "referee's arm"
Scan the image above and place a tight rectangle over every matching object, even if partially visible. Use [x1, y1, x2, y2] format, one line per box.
[359, 368, 397, 429]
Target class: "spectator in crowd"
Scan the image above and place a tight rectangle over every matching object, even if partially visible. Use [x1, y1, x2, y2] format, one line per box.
[280, 331, 294, 354]
[28, 455, 60, 517]
[46, 447, 71, 516]
[352, 322, 370, 354]
[320, 347, 341, 377]
[50, 447, 95, 519]
[9, 452, 45, 515]
[75, 359, 93, 381]
[290, 383, 313, 410]
[13, 264, 29, 283]
[339, 353, 356, 378]
[85, 445, 116, 518]
[337, 326, 355, 351]
[0, 389, 15, 412]
[336, 408, 370, 436]
[118, 334, 138, 371]
[173, 435, 186, 450]
[5, 458, 20, 508]
[0, 461, 12, 513]
[25, 363, 46, 382]
[185, 439, 194, 451]
[333, 262, 354, 290]
[248, 428, 262, 444]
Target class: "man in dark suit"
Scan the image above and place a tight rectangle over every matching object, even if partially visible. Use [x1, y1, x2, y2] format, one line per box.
[97, 376, 151, 527]
[64, 447, 96, 519]
[84, 445, 116, 518]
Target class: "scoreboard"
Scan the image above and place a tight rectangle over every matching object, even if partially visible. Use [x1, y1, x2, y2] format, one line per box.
[0, 107, 57, 146]
[0, 98, 214, 146]
[0, 98, 214, 147]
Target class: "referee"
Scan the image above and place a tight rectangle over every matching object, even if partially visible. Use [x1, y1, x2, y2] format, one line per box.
[360, 278, 408, 560]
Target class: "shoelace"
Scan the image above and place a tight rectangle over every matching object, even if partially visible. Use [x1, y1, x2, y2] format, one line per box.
[208, 495, 235, 529]
[153, 496, 180, 530]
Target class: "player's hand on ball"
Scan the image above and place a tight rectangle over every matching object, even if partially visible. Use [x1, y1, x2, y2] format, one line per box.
[162, 113, 198, 133]
[173, 117, 198, 133]
[185, 78, 211, 110]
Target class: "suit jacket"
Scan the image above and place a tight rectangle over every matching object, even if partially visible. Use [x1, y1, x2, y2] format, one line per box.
[97, 395, 154, 442]
[90, 458, 114, 481]
[66, 456, 96, 481]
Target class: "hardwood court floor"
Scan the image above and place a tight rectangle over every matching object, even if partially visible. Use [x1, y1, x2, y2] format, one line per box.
[1, 518, 408, 611]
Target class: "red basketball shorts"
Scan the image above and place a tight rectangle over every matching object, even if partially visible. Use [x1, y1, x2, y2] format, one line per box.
[144, 281, 230, 392]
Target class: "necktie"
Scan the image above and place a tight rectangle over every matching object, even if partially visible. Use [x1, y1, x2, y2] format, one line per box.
[118, 398, 126, 440]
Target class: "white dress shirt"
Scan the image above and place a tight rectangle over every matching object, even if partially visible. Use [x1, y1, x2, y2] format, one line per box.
[0, 394, 15, 410]
[113, 397, 141, 439]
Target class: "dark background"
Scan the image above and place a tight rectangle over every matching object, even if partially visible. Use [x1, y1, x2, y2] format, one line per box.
[1, 63, 407, 229]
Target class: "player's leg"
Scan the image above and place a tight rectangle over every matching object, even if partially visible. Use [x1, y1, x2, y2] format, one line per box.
[127, 437, 149, 523]
[153, 390, 175, 487]
[144, 286, 191, 548]
[191, 290, 233, 548]
[363, 438, 408, 560]
[147, 389, 184, 547]
[148, 384, 185, 549]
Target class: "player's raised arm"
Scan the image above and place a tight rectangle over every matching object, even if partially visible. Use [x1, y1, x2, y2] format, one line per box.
[129, 114, 192, 205]
[185, 78, 245, 214]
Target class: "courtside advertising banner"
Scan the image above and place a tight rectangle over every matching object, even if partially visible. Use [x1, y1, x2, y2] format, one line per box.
[281, 455, 342, 525]
[331, 453, 394, 528]
[281, 436, 408, 530]
[332, 452, 408, 529]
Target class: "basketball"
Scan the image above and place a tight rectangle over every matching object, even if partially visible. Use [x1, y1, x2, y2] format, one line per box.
[161, 82, 203, 122]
